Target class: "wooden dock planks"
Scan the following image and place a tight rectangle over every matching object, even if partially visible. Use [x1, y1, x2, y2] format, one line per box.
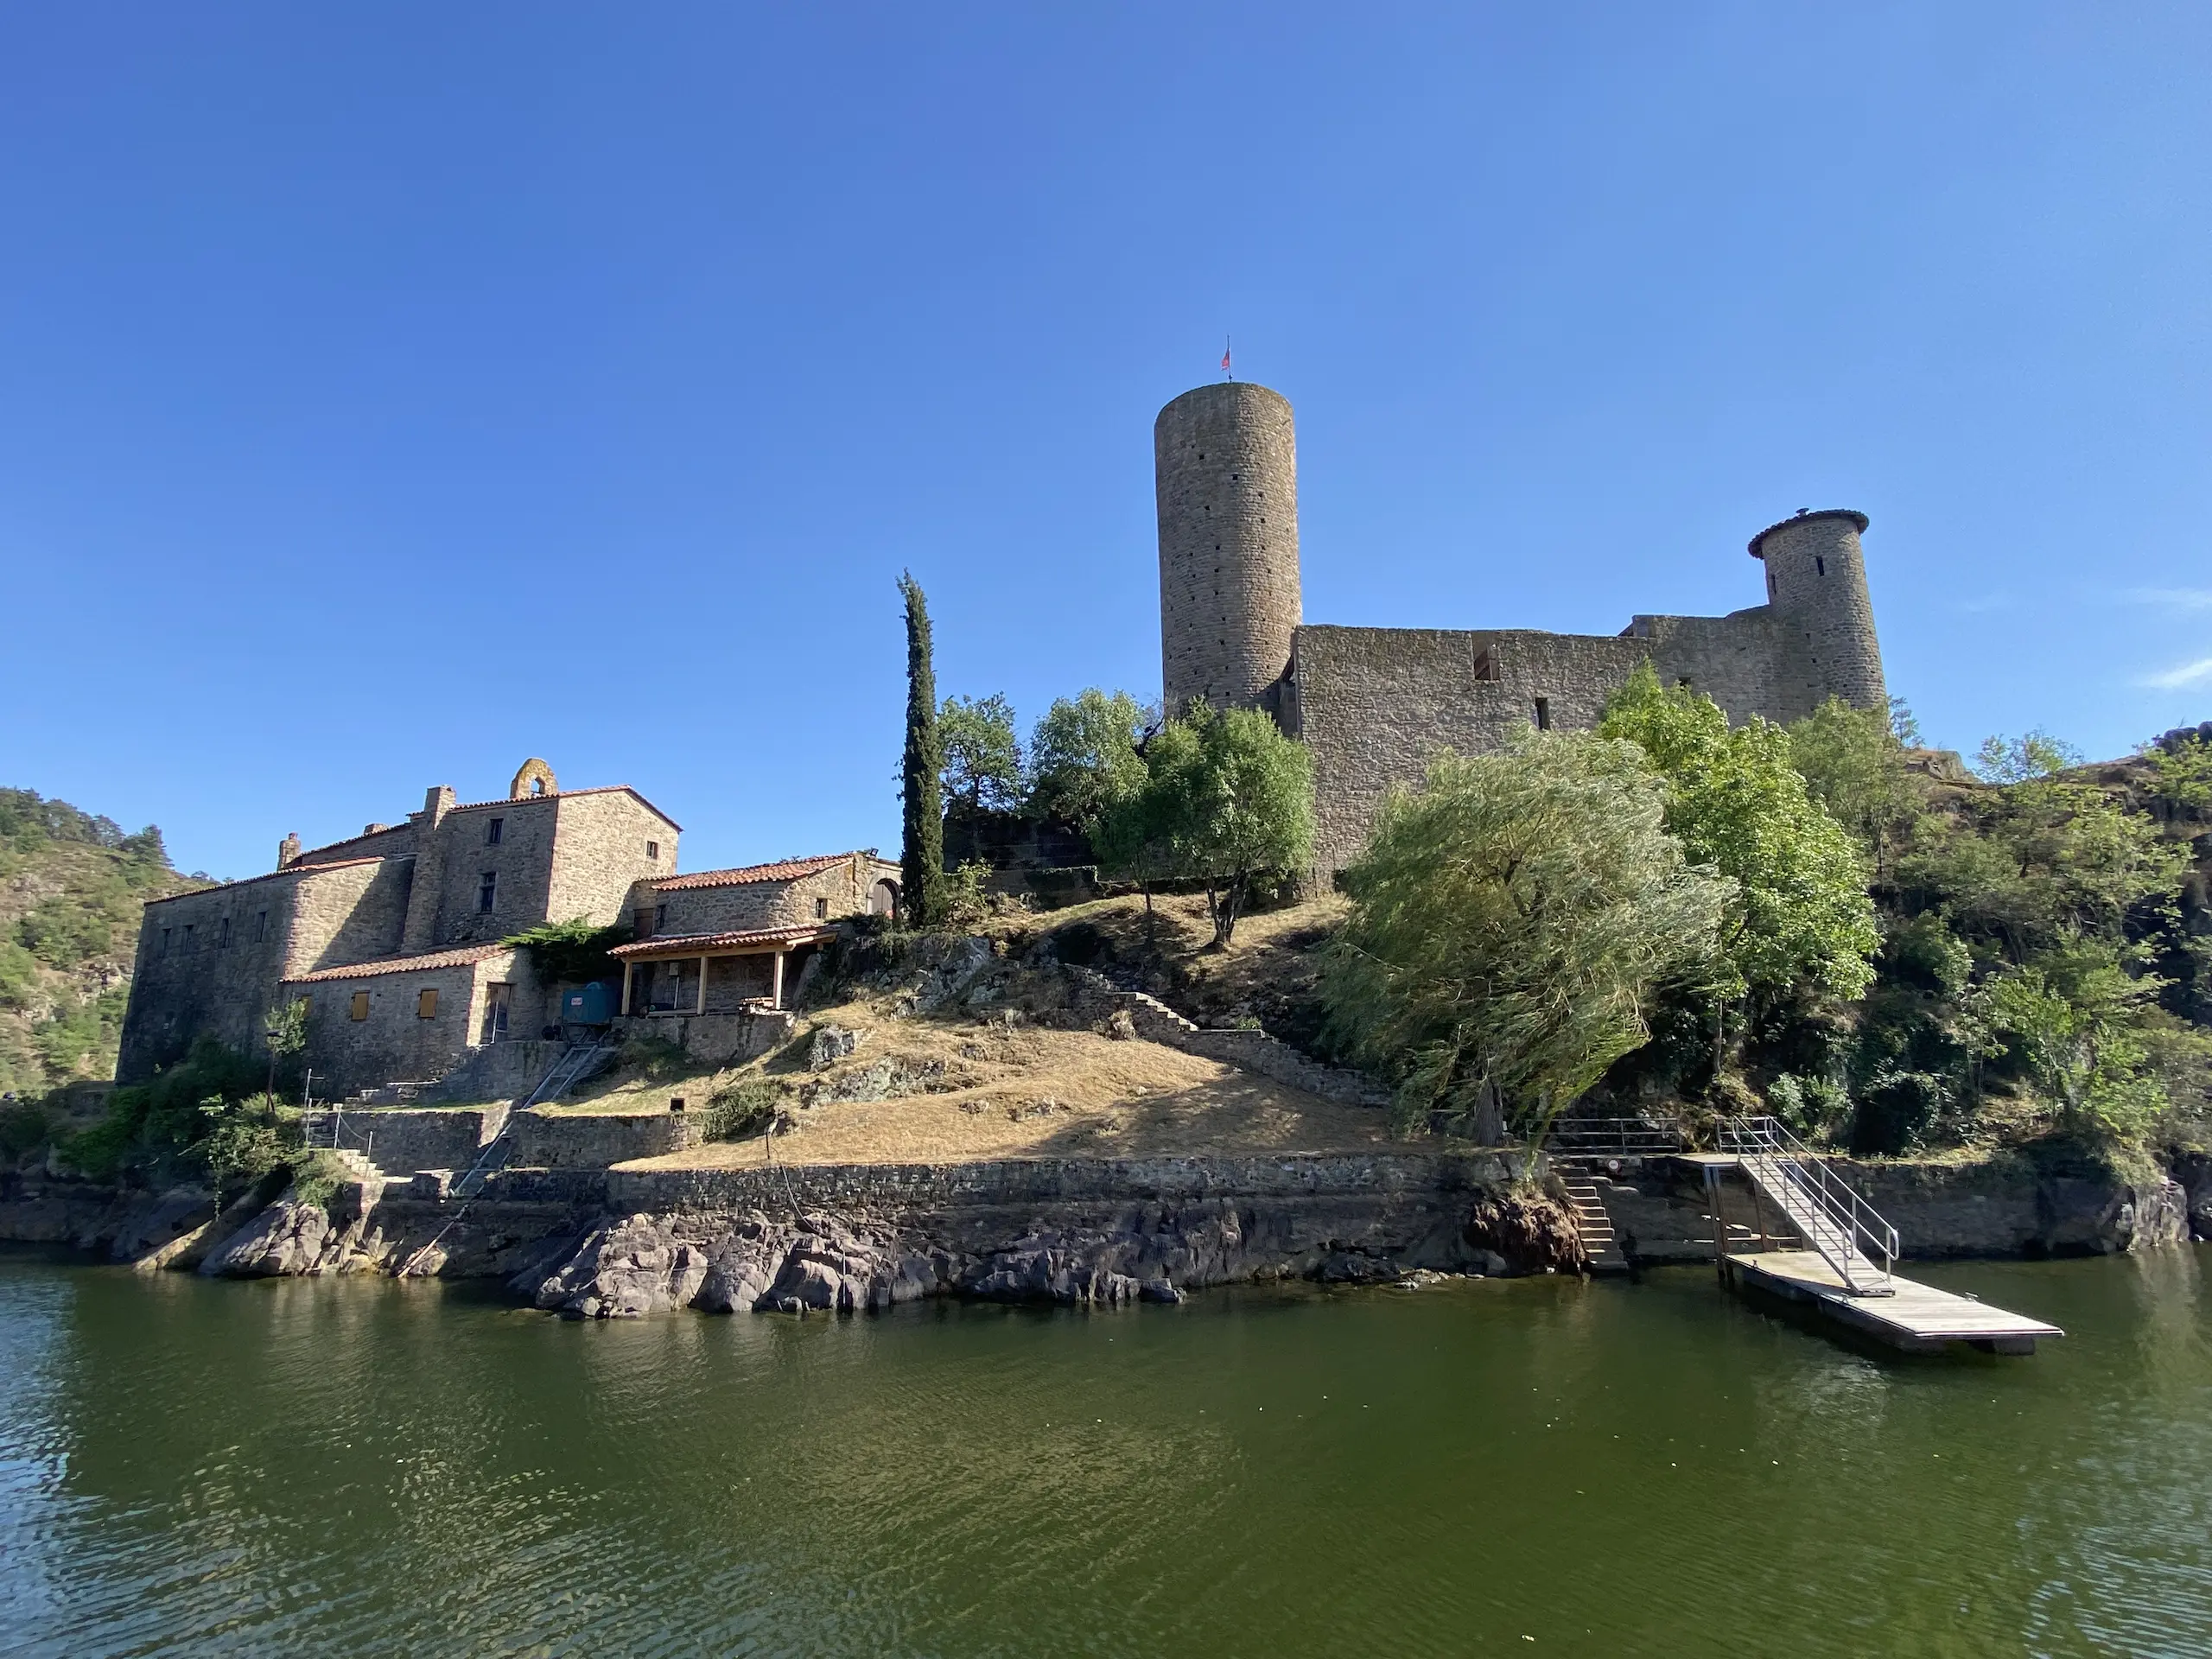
[1723, 1250, 2064, 1355]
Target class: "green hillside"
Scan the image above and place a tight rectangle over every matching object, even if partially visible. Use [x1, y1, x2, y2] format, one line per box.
[0, 789, 211, 1096]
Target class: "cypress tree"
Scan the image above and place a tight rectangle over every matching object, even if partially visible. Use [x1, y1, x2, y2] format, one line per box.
[897, 571, 944, 926]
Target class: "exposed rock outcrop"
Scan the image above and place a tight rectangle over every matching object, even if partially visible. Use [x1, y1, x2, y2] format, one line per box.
[515, 1160, 1550, 1319]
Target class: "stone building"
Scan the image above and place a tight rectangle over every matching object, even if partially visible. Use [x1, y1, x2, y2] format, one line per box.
[116, 759, 893, 1099]
[610, 851, 899, 1020]
[1152, 381, 1890, 873]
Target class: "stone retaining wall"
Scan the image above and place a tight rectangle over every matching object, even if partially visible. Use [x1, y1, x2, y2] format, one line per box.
[506, 1109, 703, 1170]
[305, 1106, 506, 1176]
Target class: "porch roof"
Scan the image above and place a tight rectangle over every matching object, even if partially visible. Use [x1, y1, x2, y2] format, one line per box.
[609, 924, 836, 962]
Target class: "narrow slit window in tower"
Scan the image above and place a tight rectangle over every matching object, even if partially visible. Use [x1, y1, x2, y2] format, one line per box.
[1816, 556, 1827, 576]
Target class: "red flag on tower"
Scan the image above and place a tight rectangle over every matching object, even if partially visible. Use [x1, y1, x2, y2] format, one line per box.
[1221, 337, 1232, 378]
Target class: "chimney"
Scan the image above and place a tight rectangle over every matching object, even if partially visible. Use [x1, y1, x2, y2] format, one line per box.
[423, 785, 455, 830]
[276, 832, 302, 871]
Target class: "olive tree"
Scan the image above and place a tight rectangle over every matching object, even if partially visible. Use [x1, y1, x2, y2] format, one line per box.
[1322, 732, 1731, 1143]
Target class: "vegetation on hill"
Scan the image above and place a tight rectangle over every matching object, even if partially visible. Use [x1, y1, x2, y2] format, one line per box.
[1308, 677, 2212, 1163]
[0, 788, 208, 1099]
[1322, 733, 1730, 1142]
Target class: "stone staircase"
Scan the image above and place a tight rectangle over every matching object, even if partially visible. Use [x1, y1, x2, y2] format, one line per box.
[1554, 1162, 1629, 1274]
[1059, 963, 1388, 1108]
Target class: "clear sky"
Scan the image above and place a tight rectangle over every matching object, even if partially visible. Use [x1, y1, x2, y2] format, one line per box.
[3, 5, 2208, 880]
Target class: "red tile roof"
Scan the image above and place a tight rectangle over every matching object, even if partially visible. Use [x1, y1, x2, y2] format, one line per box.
[610, 925, 836, 960]
[143, 855, 386, 906]
[652, 851, 886, 892]
[283, 943, 515, 983]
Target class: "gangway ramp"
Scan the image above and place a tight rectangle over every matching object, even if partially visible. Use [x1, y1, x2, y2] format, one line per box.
[1708, 1116, 2063, 1356]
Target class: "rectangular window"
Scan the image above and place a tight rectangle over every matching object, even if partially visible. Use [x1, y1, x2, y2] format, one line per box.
[254, 911, 267, 943]
[182, 924, 195, 950]
[350, 990, 370, 1021]
[654, 903, 667, 931]
[814, 897, 830, 920]
[217, 917, 231, 948]
[417, 988, 439, 1020]
[160, 927, 172, 956]
[478, 872, 497, 913]
[645, 840, 659, 861]
[1815, 556, 1827, 577]
[1533, 696, 1552, 732]
[486, 817, 504, 845]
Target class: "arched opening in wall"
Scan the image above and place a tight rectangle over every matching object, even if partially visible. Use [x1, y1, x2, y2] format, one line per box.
[868, 879, 899, 918]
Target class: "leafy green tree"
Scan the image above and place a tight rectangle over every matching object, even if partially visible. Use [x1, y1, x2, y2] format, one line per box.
[938, 693, 1025, 814]
[1900, 774, 2184, 964]
[1788, 696, 1928, 876]
[1973, 730, 2082, 784]
[1600, 665, 1878, 1007]
[2140, 733, 2212, 814]
[1027, 689, 1148, 826]
[897, 571, 944, 927]
[1323, 733, 1731, 1144]
[1095, 704, 1314, 946]
[1981, 945, 2187, 1147]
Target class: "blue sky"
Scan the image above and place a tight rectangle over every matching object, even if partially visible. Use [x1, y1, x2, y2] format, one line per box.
[3, 6, 2208, 880]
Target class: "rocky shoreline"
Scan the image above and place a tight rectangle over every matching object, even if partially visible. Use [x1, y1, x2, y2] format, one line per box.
[3, 1145, 2204, 1319]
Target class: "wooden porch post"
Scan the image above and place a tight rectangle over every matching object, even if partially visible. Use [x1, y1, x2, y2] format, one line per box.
[770, 949, 785, 1009]
[620, 961, 634, 1016]
[696, 954, 709, 1014]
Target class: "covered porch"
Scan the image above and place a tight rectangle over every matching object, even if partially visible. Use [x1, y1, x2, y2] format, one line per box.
[609, 924, 836, 1017]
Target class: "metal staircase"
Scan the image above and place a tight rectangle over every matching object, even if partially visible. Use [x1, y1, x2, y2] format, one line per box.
[395, 1038, 611, 1277]
[1719, 1115, 1898, 1297]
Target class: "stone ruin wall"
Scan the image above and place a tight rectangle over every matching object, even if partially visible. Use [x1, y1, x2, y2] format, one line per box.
[1289, 607, 1792, 874]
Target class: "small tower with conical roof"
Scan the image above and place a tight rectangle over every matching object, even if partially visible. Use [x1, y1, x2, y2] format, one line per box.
[1751, 508, 1887, 721]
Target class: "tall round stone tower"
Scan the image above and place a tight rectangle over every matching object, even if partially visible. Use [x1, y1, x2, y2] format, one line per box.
[1750, 508, 1887, 722]
[1155, 382, 1302, 712]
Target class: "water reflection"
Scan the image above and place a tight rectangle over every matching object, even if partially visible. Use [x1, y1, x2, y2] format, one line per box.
[1, 1249, 2207, 1656]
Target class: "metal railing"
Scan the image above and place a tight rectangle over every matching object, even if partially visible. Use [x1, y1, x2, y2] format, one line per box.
[397, 1039, 610, 1277]
[1719, 1115, 1898, 1296]
[1548, 1116, 1688, 1156]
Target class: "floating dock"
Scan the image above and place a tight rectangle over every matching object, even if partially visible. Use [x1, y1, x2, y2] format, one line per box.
[1722, 1249, 2064, 1356]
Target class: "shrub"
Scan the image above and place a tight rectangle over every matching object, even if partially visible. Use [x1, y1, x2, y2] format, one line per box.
[702, 1080, 781, 1141]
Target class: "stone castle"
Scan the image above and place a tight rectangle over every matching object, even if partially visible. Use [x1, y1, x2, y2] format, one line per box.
[116, 376, 1884, 1102]
[1152, 380, 1887, 871]
[118, 758, 897, 1098]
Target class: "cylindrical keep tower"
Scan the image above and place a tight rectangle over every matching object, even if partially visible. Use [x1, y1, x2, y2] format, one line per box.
[1155, 382, 1302, 712]
[1750, 508, 1887, 722]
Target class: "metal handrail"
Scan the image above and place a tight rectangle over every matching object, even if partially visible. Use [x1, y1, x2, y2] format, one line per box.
[397, 1039, 609, 1276]
[1720, 1115, 1898, 1295]
[1548, 1117, 1688, 1155]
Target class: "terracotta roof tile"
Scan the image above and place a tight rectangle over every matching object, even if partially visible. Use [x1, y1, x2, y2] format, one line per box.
[610, 924, 836, 959]
[653, 851, 885, 892]
[283, 943, 514, 983]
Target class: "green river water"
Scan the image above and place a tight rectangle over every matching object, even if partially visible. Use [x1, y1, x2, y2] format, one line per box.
[2, 1248, 2208, 1657]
